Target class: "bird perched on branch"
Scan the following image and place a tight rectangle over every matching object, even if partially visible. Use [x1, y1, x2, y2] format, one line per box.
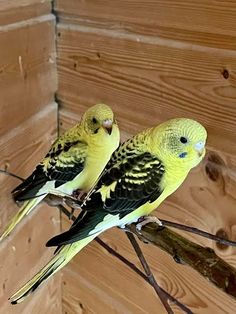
[1, 103, 120, 242]
[10, 118, 207, 304]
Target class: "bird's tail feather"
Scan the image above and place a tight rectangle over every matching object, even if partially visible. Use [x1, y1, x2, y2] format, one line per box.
[0, 196, 45, 242]
[10, 235, 96, 304]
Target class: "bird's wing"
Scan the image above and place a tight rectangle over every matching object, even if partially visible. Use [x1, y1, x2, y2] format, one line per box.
[12, 139, 88, 202]
[46, 148, 165, 247]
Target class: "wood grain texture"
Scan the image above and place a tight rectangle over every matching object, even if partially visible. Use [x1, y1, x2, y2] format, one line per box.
[0, 0, 51, 13]
[0, 14, 57, 137]
[56, 25, 236, 157]
[0, 205, 61, 314]
[0, 103, 57, 230]
[55, 0, 236, 50]
[0, 1, 51, 26]
[0, 105, 59, 313]
[0, 1, 60, 312]
[0, 105, 60, 313]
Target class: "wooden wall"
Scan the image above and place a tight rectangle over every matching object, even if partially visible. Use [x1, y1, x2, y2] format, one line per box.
[0, 1, 61, 313]
[55, 1, 236, 313]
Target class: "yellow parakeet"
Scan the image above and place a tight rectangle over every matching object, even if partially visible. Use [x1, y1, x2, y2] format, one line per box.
[1, 103, 120, 242]
[10, 118, 207, 304]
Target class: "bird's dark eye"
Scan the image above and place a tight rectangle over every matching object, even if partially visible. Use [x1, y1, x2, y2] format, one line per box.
[92, 117, 97, 124]
[180, 136, 188, 144]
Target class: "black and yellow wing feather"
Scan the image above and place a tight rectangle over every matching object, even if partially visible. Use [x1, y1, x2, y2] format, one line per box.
[12, 138, 87, 202]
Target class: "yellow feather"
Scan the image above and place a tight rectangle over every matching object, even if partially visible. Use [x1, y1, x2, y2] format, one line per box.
[10, 235, 96, 304]
[98, 181, 117, 202]
[0, 196, 45, 241]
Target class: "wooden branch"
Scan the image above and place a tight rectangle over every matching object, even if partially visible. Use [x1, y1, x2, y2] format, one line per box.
[0, 169, 24, 182]
[160, 219, 236, 248]
[127, 222, 236, 299]
[126, 232, 175, 314]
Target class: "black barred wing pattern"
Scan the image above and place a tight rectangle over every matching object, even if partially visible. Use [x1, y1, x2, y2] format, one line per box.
[43, 139, 87, 188]
[12, 139, 87, 201]
[84, 150, 165, 218]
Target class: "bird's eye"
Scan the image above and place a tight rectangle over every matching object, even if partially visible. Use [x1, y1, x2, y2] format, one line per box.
[92, 117, 97, 124]
[180, 136, 188, 144]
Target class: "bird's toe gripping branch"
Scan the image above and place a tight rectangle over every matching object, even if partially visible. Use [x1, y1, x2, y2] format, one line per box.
[136, 215, 163, 233]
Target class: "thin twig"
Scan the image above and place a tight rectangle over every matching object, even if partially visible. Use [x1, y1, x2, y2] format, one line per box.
[95, 237, 193, 314]
[160, 219, 236, 247]
[126, 232, 174, 314]
[0, 169, 24, 182]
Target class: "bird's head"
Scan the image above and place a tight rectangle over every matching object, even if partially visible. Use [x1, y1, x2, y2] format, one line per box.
[151, 118, 207, 170]
[82, 103, 117, 136]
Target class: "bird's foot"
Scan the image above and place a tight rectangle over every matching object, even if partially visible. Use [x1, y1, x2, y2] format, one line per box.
[64, 196, 81, 211]
[136, 215, 162, 233]
[72, 189, 87, 201]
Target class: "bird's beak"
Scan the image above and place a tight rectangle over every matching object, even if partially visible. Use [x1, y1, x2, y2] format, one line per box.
[194, 142, 205, 157]
[102, 119, 113, 135]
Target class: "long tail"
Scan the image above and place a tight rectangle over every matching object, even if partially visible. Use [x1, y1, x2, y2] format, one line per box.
[10, 235, 96, 304]
[0, 196, 45, 242]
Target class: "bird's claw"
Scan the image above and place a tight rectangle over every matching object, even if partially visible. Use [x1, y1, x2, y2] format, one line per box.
[136, 215, 162, 233]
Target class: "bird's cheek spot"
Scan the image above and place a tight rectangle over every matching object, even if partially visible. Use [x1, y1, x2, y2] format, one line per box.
[179, 152, 188, 158]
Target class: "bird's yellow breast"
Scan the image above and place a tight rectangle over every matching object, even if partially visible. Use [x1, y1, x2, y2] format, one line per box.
[62, 125, 120, 193]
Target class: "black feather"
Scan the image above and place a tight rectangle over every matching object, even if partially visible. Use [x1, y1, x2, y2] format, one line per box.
[11, 165, 48, 202]
[11, 139, 86, 201]
[46, 209, 107, 247]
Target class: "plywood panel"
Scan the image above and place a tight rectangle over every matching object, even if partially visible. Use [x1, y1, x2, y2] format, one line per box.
[0, 103, 57, 232]
[55, 0, 236, 50]
[0, 15, 56, 136]
[0, 205, 61, 314]
[56, 25, 236, 157]
[0, 1, 51, 26]
[0, 104, 60, 313]
[0, 0, 51, 12]
[0, 1, 60, 312]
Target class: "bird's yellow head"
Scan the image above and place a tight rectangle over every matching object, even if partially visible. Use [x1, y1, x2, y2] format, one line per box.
[151, 118, 207, 170]
[82, 103, 118, 137]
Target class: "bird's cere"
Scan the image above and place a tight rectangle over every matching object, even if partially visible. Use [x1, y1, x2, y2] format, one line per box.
[195, 141, 205, 151]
